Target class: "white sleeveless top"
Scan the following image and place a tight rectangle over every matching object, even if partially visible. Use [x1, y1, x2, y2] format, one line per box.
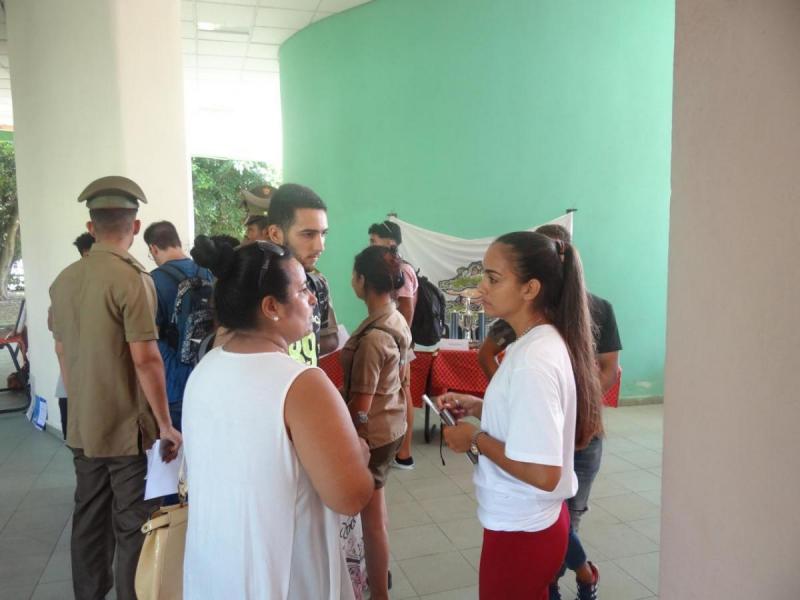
[182, 348, 354, 600]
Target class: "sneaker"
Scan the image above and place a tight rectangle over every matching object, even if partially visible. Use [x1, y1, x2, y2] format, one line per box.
[575, 562, 599, 600]
[549, 582, 562, 600]
[391, 456, 415, 470]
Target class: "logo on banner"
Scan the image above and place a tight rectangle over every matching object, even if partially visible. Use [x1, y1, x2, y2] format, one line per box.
[438, 260, 484, 309]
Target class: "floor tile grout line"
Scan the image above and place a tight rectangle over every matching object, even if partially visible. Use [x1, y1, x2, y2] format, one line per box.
[0, 424, 47, 528]
[612, 550, 661, 595]
[29, 507, 73, 596]
[3, 408, 666, 600]
[2, 432, 72, 532]
[0, 417, 36, 470]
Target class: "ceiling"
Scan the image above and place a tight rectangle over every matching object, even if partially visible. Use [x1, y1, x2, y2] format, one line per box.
[181, 0, 369, 87]
[0, 0, 372, 163]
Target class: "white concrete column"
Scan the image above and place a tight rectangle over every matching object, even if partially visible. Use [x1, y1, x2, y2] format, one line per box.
[663, 1, 800, 597]
[6, 0, 192, 431]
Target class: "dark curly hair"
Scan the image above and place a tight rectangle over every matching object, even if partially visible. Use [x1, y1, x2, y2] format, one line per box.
[191, 236, 293, 330]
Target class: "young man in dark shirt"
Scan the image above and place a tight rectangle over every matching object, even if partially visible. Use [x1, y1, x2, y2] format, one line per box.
[144, 220, 213, 430]
[265, 184, 338, 365]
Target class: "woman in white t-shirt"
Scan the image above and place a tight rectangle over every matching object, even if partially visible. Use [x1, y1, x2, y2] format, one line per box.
[182, 237, 374, 600]
[438, 231, 602, 600]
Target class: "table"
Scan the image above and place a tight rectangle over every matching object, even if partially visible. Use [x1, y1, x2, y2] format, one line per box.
[318, 349, 621, 444]
[319, 348, 488, 442]
[317, 349, 436, 407]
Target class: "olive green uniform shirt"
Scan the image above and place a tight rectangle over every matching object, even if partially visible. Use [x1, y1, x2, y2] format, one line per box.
[341, 304, 411, 449]
[49, 242, 159, 458]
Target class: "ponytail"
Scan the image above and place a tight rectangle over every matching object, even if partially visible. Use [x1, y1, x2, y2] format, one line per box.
[495, 232, 603, 448]
[555, 243, 603, 448]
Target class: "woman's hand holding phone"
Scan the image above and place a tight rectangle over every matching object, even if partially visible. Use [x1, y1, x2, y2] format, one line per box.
[436, 393, 483, 420]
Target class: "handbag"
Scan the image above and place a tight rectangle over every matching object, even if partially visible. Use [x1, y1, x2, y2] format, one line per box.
[135, 457, 188, 600]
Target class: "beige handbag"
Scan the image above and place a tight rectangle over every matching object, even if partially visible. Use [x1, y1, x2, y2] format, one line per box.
[135, 458, 188, 600]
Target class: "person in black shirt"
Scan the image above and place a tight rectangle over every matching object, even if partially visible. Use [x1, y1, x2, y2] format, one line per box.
[476, 224, 621, 600]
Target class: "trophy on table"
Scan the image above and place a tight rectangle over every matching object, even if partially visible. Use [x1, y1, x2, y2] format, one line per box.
[457, 294, 483, 344]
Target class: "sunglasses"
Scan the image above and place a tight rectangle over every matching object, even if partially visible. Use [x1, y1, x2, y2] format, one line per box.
[254, 240, 287, 290]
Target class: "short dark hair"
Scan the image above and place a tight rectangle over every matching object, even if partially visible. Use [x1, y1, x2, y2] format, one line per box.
[535, 224, 572, 244]
[73, 232, 95, 255]
[368, 220, 402, 245]
[353, 245, 405, 294]
[267, 184, 326, 232]
[143, 221, 182, 250]
[191, 235, 293, 331]
[246, 217, 269, 230]
[89, 208, 137, 236]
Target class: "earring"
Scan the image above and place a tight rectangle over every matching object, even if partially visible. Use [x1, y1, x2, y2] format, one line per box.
[272, 316, 279, 321]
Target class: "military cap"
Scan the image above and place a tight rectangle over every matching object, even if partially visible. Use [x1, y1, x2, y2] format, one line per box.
[78, 176, 147, 210]
[240, 184, 275, 226]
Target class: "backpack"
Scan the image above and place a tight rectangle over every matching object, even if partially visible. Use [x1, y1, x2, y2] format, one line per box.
[410, 273, 448, 346]
[157, 263, 215, 365]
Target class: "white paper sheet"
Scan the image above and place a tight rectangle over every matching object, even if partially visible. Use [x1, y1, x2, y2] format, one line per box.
[144, 440, 183, 500]
[436, 338, 470, 351]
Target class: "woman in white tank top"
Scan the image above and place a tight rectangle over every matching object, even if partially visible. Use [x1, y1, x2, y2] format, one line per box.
[182, 237, 374, 600]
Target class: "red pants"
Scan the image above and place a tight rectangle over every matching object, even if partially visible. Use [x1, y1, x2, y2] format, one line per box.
[479, 503, 570, 600]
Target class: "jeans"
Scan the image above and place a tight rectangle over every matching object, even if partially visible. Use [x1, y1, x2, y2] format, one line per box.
[563, 436, 603, 571]
[168, 402, 183, 432]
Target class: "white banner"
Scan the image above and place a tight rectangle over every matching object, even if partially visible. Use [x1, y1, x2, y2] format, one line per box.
[391, 212, 573, 299]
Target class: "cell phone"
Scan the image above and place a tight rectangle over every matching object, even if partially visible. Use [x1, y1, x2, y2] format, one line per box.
[422, 395, 478, 465]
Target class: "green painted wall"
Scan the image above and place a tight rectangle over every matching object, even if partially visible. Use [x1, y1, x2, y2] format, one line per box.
[280, 0, 674, 398]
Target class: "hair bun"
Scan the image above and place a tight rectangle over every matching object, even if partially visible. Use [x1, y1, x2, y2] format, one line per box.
[191, 235, 236, 278]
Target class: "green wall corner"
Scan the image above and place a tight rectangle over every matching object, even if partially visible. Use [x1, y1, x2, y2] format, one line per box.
[279, 0, 675, 398]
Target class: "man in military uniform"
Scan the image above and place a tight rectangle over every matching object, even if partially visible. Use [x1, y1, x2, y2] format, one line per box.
[241, 184, 275, 242]
[265, 183, 338, 365]
[50, 176, 182, 600]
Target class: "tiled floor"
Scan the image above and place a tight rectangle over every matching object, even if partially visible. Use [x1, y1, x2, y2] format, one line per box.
[0, 403, 663, 600]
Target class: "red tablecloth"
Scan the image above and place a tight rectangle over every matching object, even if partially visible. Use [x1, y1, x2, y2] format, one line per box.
[602, 367, 622, 408]
[319, 349, 621, 408]
[318, 349, 437, 408]
[317, 351, 344, 390]
[428, 349, 488, 398]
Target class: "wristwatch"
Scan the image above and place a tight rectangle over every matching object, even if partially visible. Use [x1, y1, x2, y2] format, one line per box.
[470, 430, 487, 456]
[356, 411, 369, 425]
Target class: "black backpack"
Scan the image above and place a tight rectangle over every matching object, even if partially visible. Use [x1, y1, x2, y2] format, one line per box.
[157, 264, 215, 366]
[411, 273, 448, 346]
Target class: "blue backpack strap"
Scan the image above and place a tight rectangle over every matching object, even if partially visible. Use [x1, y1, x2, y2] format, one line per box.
[155, 262, 188, 285]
